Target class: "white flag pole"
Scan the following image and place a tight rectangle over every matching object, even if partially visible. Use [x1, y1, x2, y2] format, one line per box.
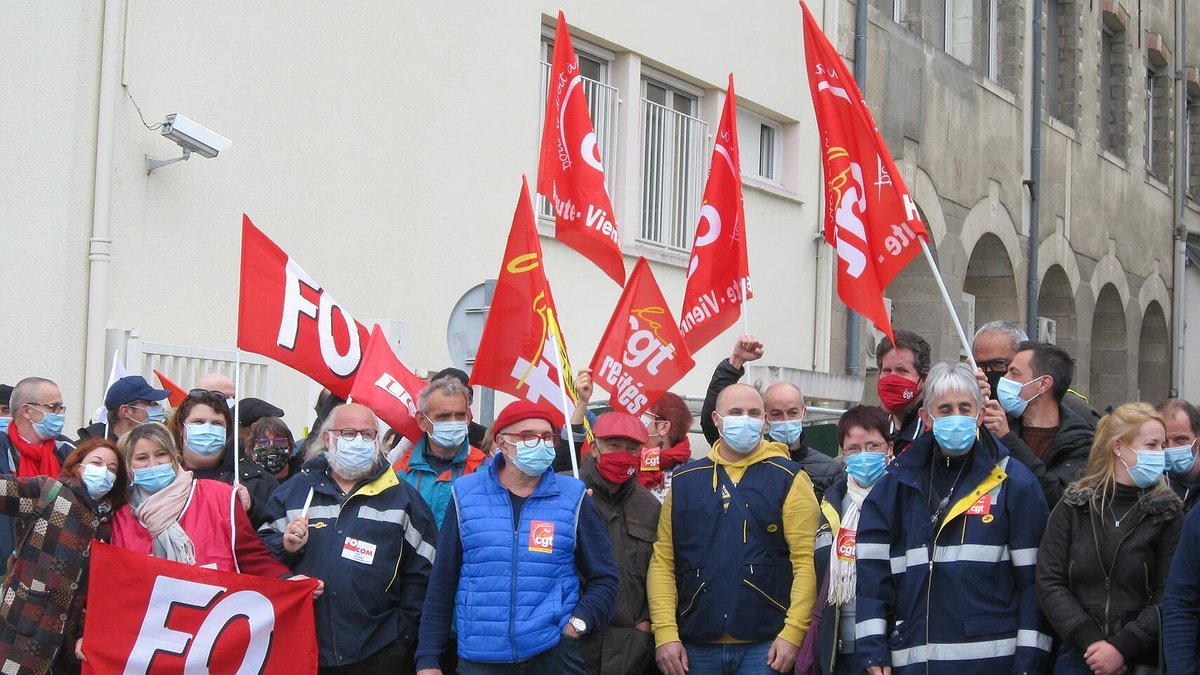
[549, 333, 580, 479]
[918, 239, 978, 371]
[232, 349, 241, 487]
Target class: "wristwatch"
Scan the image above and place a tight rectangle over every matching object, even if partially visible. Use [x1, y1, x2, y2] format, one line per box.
[568, 616, 588, 634]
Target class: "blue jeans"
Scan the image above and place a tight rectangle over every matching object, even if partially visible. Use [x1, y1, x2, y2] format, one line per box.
[684, 641, 786, 675]
[1053, 645, 1093, 675]
[457, 636, 585, 675]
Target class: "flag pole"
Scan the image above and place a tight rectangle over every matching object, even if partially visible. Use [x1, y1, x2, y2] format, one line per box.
[918, 239, 978, 371]
[232, 349, 241, 487]
[549, 333, 580, 479]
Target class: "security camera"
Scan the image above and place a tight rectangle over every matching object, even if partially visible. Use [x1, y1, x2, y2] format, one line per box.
[161, 114, 232, 159]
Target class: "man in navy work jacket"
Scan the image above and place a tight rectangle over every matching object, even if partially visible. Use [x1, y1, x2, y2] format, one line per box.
[855, 362, 1051, 675]
[415, 400, 619, 675]
[260, 403, 439, 674]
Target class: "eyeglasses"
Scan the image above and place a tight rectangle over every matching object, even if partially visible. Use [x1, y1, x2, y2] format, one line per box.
[843, 442, 889, 455]
[328, 428, 378, 441]
[186, 389, 230, 410]
[499, 432, 558, 448]
[977, 358, 1011, 373]
[255, 436, 291, 446]
[28, 402, 67, 415]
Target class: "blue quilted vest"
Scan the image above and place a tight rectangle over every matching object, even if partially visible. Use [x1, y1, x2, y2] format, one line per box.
[453, 460, 586, 662]
[669, 456, 799, 643]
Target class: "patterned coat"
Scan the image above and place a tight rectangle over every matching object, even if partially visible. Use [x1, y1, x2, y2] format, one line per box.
[0, 477, 111, 675]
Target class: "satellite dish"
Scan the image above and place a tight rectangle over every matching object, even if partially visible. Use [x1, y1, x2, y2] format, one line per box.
[446, 281, 495, 374]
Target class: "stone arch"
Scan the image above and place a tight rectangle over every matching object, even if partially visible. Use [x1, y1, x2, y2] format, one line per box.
[1089, 252, 1131, 310]
[1036, 230, 1082, 296]
[1038, 264, 1079, 359]
[1089, 283, 1128, 411]
[1137, 267, 1172, 327]
[958, 193, 1024, 323]
[1137, 301, 1170, 402]
[912, 167, 947, 244]
[963, 232, 1020, 331]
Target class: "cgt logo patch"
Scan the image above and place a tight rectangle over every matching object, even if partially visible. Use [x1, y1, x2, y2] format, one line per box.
[529, 521, 555, 553]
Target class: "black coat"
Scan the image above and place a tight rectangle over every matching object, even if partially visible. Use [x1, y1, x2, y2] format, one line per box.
[1001, 403, 1095, 507]
[1037, 483, 1184, 666]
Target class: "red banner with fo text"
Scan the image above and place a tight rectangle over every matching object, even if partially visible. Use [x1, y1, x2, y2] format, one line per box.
[801, 1, 928, 341]
[590, 258, 695, 416]
[83, 542, 318, 675]
[238, 215, 371, 399]
[470, 177, 578, 425]
[679, 74, 752, 354]
[348, 325, 426, 443]
[537, 11, 626, 286]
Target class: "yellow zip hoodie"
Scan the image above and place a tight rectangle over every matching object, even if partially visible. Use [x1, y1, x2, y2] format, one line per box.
[647, 438, 819, 647]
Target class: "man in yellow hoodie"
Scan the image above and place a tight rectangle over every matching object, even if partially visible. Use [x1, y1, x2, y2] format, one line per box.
[649, 383, 819, 675]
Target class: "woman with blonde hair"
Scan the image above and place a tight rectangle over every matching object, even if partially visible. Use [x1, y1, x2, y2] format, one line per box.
[1037, 402, 1184, 675]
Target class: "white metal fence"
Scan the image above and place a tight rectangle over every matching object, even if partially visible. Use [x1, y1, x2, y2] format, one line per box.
[107, 328, 272, 399]
[639, 98, 708, 251]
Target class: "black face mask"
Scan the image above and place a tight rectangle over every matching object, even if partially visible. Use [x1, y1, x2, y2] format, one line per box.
[985, 370, 1005, 399]
[253, 445, 290, 474]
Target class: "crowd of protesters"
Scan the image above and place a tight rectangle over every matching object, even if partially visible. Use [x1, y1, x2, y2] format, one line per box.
[1, 318, 1199, 674]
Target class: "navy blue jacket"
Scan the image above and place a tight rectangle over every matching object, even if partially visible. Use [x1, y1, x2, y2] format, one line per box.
[855, 431, 1051, 674]
[258, 454, 438, 668]
[415, 456, 618, 669]
[1163, 504, 1200, 673]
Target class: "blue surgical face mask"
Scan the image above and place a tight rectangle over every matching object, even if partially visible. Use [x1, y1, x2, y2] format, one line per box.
[429, 420, 469, 450]
[0, 417, 9, 434]
[185, 423, 227, 456]
[768, 419, 804, 447]
[510, 440, 556, 476]
[1164, 444, 1197, 475]
[845, 451, 888, 487]
[718, 415, 764, 454]
[31, 409, 66, 441]
[1121, 449, 1166, 488]
[144, 405, 166, 424]
[132, 463, 177, 494]
[996, 376, 1042, 418]
[932, 415, 978, 455]
[331, 435, 378, 475]
[81, 463, 115, 499]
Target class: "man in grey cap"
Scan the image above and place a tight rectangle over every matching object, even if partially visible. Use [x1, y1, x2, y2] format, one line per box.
[77, 375, 170, 442]
[235, 397, 285, 448]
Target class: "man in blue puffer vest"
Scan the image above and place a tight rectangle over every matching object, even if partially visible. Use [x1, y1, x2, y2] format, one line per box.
[415, 400, 619, 675]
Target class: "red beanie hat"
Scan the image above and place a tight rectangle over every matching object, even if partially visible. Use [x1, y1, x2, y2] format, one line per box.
[492, 400, 559, 436]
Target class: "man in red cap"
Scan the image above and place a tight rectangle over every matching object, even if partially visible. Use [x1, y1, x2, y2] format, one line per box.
[416, 400, 619, 675]
[575, 412, 662, 675]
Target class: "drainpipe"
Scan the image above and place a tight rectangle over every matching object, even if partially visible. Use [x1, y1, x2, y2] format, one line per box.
[83, 0, 124, 418]
[1025, 0, 1044, 338]
[846, 0, 869, 376]
[1171, 0, 1187, 396]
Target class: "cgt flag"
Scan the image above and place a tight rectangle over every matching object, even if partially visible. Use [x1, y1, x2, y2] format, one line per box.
[349, 325, 426, 444]
[801, 1, 928, 341]
[590, 258, 695, 416]
[679, 74, 752, 354]
[537, 10, 626, 286]
[238, 215, 372, 400]
[471, 177, 578, 425]
[83, 542, 318, 674]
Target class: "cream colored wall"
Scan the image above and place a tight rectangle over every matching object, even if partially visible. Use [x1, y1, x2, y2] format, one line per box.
[3, 1, 829, 433]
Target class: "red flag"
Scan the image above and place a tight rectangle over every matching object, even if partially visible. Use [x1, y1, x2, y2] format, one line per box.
[153, 369, 189, 408]
[590, 258, 696, 416]
[801, 1, 928, 341]
[83, 542, 318, 674]
[679, 74, 752, 354]
[349, 325, 426, 443]
[537, 11, 626, 286]
[470, 177, 577, 425]
[238, 215, 371, 399]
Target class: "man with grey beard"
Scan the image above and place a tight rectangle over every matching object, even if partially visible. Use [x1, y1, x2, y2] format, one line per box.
[259, 403, 438, 674]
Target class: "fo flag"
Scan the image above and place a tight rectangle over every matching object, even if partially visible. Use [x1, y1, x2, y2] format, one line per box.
[238, 215, 371, 399]
[801, 1, 927, 341]
[349, 325, 426, 443]
[537, 11, 626, 286]
[590, 258, 695, 416]
[83, 542, 318, 674]
[471, 177, 577, 425]
[679, 74, 752, 354]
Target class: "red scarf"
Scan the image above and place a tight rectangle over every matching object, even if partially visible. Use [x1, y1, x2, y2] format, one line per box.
[637, 438, 692, 490]
[7, 423, 62, 479]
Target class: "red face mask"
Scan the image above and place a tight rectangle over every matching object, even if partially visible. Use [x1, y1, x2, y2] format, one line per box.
[877, 374, 921, 412]
[597, 451, 640, 484]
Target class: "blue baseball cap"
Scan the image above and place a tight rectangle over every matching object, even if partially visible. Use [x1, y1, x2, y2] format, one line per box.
[104, 375, 170, 410]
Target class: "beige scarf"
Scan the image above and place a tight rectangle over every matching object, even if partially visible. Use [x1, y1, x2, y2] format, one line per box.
[131, 469, 197, 565]
[828, 477, 872, 606]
